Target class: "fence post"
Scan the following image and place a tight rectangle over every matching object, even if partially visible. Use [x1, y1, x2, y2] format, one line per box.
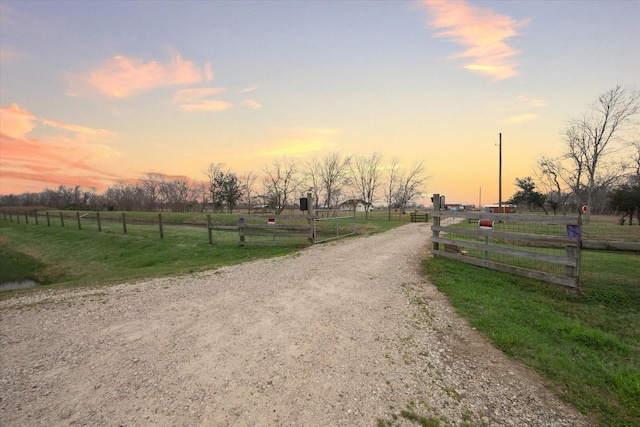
[77, 212, 82, 230]
[122, 212, 127, 234]
[432, 193, 440, 251]
[24, 212, 28, 224]
[97, 212, 102, 232]
[46, 211, 51, 227]
[2, 211, 5, 220]
[207, 214, 212, 245]
[60, 212, 64, 227]
[158, 213, 164, 239]
[9, 212, 13, 223]
[565, 214, 582, 292]
[307, 192, 315, 245]
[34, 210, 39, 225]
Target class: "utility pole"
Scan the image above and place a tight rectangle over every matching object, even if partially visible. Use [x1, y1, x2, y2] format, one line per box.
[498, 133, 503, 213]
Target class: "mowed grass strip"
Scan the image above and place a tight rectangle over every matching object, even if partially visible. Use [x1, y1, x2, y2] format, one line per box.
[0, 220, 299, 292]
[422, 253, 640, 427]
[0, 212, 406, 294]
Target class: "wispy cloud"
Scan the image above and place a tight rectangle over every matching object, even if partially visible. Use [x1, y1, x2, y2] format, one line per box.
[259, 127, 339, 157]
[0, 3, 21, 26]
[72, 50, 212, 98]
[173, 87, 226, 103]
[421, 0, 528, 80]
[239, 85, 258, 93]
[1, 103, 115, 138]
[241, 99, 262, 109]
[173, 87, 233, 111]
[0, 104, 120, 192]
[517, 95, 546, 107]
[0, 46, 26, 63]
[178, 100, 233, 112]
[173, 87, 262, 111]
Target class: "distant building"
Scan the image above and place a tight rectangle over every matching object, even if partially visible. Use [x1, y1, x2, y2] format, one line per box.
[339, 199, 373, 212]
[484, 203, 517, 213]
[443, 203, 470, 211]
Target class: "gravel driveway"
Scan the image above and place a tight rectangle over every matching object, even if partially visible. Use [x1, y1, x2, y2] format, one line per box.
[0, 223, 591, 426]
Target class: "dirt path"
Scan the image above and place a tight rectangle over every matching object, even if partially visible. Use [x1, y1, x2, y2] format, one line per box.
[0, 223, 591, 426]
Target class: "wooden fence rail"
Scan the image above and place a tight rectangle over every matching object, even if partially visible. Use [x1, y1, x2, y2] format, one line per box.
[430, 194, 581, 290]
[238, 214, 314, 246]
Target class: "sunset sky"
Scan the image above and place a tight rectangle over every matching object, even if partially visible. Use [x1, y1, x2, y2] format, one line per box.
[1, 0, 638, 206]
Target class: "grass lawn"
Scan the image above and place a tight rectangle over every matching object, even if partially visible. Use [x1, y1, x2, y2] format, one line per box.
[0, 211, 406, 293]
[0, 220, 299, 292]
[422, 253, 640, 427]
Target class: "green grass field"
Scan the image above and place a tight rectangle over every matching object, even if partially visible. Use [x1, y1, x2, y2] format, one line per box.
[0, 210, 406, 291]
[422, 253, 640, 427]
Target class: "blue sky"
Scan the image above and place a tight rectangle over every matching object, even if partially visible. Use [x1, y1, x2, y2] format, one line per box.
[1, 0, 638, 205]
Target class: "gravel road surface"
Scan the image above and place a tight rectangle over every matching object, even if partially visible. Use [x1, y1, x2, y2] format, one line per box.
[0, 223, 592, 426]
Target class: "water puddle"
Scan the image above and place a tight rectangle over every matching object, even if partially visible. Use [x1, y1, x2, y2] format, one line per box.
[0, 280, 40, 291]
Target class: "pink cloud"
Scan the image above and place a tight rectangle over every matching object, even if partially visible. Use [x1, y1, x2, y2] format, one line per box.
[421, 0, 528, 80]
[173, 87, 236, 111]
[0, 103, 116, 138]
[81, 51, 212, 98]
[178, 100, 233, 112]
[173, 87, 226, 103]
[0, 103, 37, 138]
[0, 105, 121, 194]
[241, 99, 262, 109]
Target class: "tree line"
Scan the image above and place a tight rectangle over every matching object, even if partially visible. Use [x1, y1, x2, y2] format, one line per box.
[1, 154, 428, 219]
[507, 85, 640, 224]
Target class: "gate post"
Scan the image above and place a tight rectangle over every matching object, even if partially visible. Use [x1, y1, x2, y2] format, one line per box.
[432, 193, 440, 251]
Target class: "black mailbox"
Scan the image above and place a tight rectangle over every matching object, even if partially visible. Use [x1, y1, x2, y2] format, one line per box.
[299, 197, 308, 211]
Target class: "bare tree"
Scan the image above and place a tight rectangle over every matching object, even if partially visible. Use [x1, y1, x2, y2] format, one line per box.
[140, 172, 165, 211]
[321, 152, 351, 208]
[350, 153, 383, 219]
[262, 158, 300, 214]
[632, 142, 640, 184]
[384, 157, 402, 221]
[563, 85, 640, 220]
[161, 178, 196, 212]
[239, 171, 258, 213]
[104, 182, 143, 211]
[305, 157, 323, 210]
[394, 161, 427, 216]
[535, 156, 571, 215]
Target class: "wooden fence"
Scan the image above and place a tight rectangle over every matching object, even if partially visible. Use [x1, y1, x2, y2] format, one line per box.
[238, 214, 314, 246]
[430, 194, 581, 290]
